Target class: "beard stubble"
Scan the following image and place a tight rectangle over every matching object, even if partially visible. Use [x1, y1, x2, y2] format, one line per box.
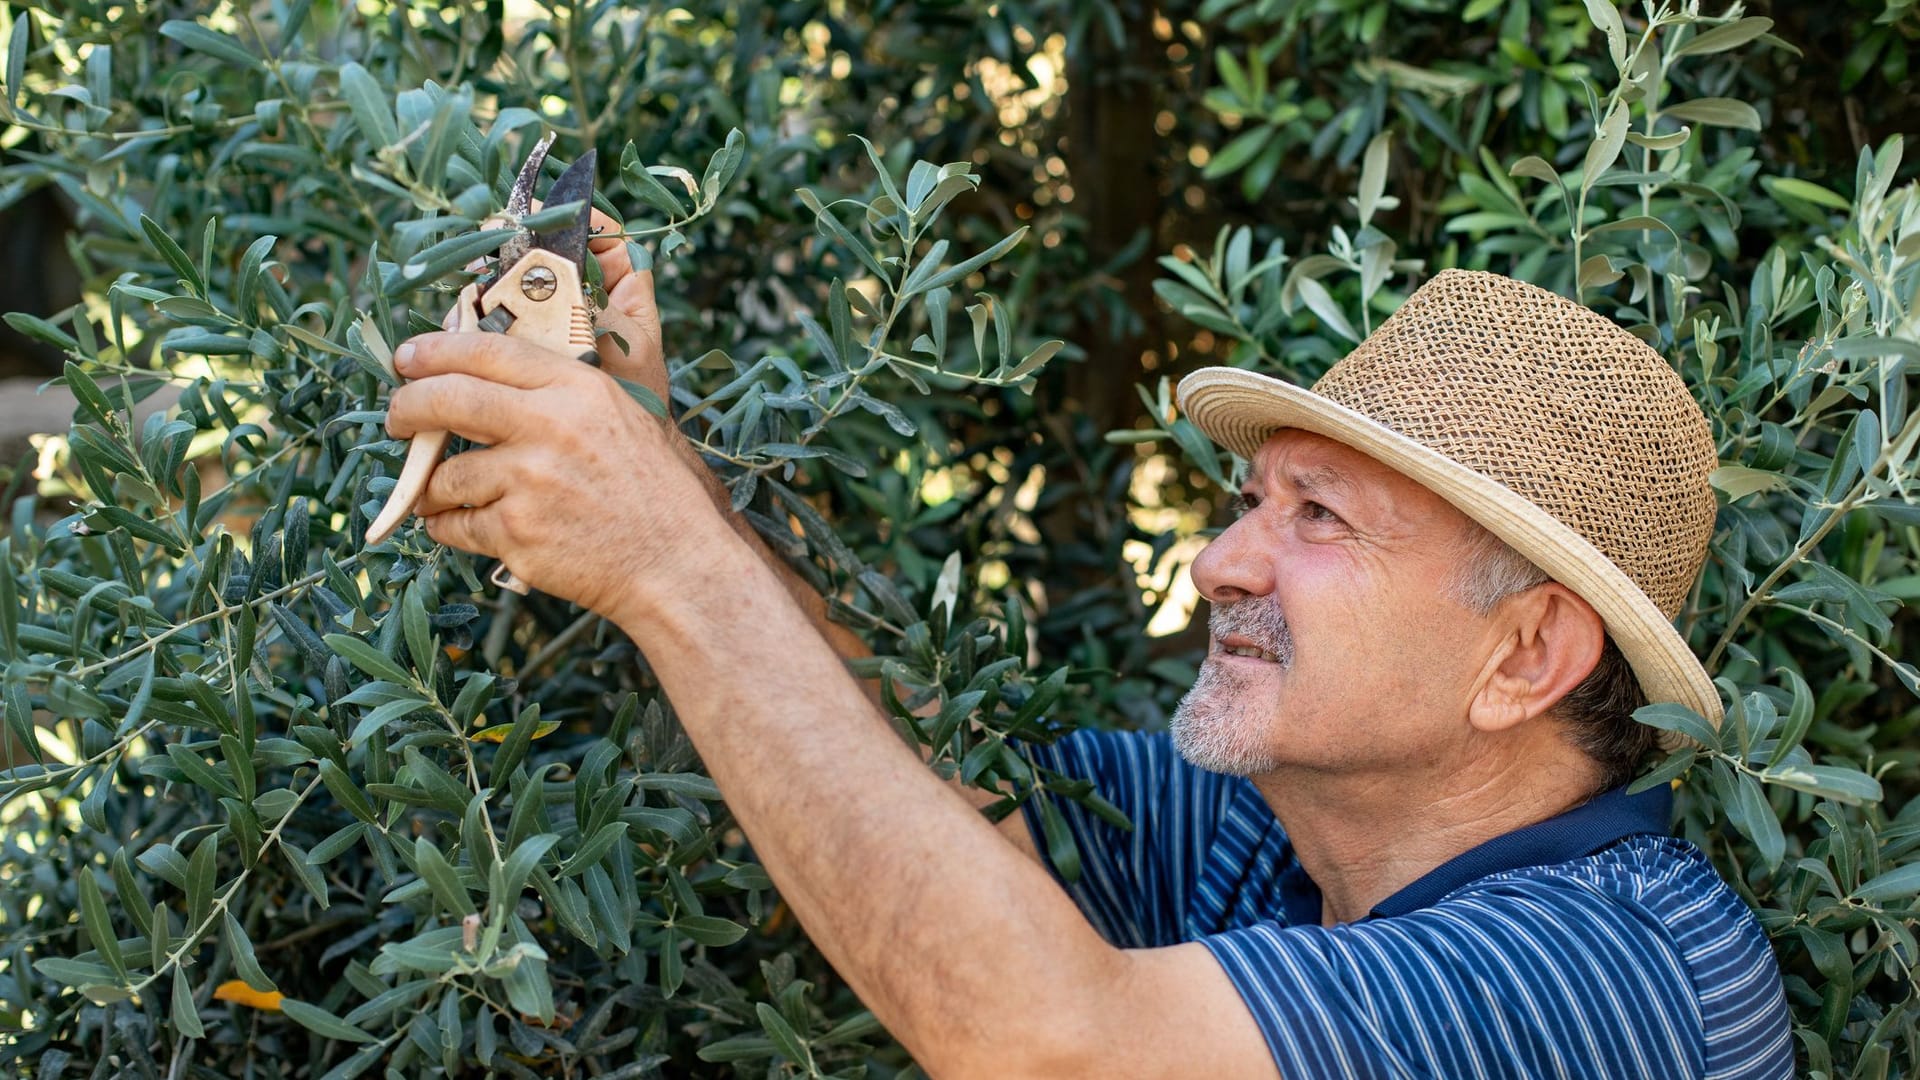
[1167, 594, 1295, 777]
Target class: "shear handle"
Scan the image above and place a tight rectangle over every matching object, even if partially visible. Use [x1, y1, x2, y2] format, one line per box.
[478, 248, 596, 595]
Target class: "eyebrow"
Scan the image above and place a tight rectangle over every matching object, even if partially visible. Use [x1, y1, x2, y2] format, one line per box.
[1237, 459, 1364, 504]
[1287, 465, 1357, 500]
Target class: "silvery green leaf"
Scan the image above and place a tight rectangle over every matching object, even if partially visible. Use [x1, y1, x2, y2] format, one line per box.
[1580, 0, 1628, 71]
[1854, 863, 1920, 904]
[1582, 107, 1630, 188]
[140, 215, 202, 293]
[32, 957, 120, 987]
[910, 227, 1028, 296]
[1763, 764, 1882, 805]
[323, 633, 414, 685]
[6, 14, 27, 109]
[282, 998, 378, 1043]
[1674, 17, 1774, 57]
[159, 21, 264, 72]
[1291, 276, 1360, 344]
[557, 821, 628, 878]
[1357, 132, 1390, 225]
[756, 1002, 815, 1070]
[402, 580, 434, 676]
[1633, 703, 1720, 750]
[338, 62, 396, 148]
[348, 696, 433, 747]
[390, 227, 516, 293]
[77, 871, 124, 979]
[415, 837, 476, 916]
[620, 143, 687, 217]
[171, 970, 205, 1038]
[497, 833, 561, 902]
[225, 911, 277, 992]
[1662, 98, 1763, 131]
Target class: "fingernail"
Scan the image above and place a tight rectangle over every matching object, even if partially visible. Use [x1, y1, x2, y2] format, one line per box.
[394, 342, 416, 371]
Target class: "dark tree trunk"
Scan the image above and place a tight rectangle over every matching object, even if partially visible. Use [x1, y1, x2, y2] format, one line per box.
[1060, 11, 1165, 435]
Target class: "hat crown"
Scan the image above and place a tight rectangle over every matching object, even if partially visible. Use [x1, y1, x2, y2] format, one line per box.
[1308, 269, 1717, 617]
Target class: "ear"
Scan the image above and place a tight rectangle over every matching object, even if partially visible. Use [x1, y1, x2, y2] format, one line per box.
[1467, 584, 1606, 734]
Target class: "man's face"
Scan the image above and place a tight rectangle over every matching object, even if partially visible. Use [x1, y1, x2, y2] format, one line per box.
[1170, 430, 1498, 777]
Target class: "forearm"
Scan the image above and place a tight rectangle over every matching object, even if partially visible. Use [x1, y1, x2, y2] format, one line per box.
[612, 523, 1112, 1075]
[670, 438, 1039, 851]
[673, 438, 874, 669]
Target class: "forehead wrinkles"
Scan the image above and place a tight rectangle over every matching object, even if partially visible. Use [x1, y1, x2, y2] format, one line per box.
[1290, 464, 1356, 500]
[1243, 433, 1470, 541]
[1243, 437, 1377, 500]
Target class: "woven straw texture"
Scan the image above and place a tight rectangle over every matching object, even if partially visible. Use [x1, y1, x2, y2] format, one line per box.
[1313, 270, 1716, 617]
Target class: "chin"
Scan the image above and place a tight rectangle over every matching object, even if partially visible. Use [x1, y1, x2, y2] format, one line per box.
[1168, 660, 1284, 777]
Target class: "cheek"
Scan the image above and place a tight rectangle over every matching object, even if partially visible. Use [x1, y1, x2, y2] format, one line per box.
[1276, 545, 1374, 635]
[1286, 557, 1462, 689]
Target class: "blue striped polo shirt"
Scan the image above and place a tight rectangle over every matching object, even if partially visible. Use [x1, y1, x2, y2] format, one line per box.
[1020, 729, 1793, 1078]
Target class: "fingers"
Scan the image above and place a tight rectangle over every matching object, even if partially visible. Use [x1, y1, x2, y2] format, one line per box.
[387, 373, 527, 444]
[395, 330, 575, 390]
[591, 243, 635, 294]
[586, 217, 665, 388]
[581, 207, 657, 345]
[589, 209, 632, 286]
[588, 208, 624, 254]
[607, 261, 658, 324]
[440, 283, 481, 333]
[422, 506, 501, 559]
[415, 446, 513, 517]
[596, 282, 666, 386]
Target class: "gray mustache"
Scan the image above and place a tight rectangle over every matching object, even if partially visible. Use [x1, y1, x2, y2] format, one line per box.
[1209, 596, 1295, 665]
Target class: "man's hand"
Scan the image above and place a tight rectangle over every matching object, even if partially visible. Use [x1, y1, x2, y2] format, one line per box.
[384, 331, 725, 626]
[584, 209, 671, 409]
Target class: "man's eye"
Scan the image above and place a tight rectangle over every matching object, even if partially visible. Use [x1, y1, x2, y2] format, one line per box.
[1230, 493, 1260, 517]
[1302, 501, 1340, 523]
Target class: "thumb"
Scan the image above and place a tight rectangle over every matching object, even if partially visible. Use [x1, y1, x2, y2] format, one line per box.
[607, 261, 659, 329]
[587, 209, 632, 285]
[596, 274, 667, 401]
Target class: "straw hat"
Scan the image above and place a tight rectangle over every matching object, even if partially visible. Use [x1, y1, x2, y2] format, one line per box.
[1177, 269, 1723, 725]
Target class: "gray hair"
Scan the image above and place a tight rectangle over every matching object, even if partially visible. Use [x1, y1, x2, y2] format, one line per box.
[1448, 525, 1654, 790]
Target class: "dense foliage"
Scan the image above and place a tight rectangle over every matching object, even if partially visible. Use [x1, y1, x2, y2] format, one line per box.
[0, 1, 1916, 1077]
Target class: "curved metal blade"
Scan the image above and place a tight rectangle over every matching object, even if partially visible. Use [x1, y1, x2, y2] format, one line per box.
[495, 132, 557, 273]
[506, 132, 556, 217]
[530, 148, 597, 269]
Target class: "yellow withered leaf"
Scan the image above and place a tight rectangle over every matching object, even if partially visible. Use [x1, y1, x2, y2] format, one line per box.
[469, 719, 561, 743]
[213, 980, 284, 1011]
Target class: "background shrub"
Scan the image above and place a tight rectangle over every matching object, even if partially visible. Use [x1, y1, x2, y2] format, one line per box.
[0, 1, 1916, 1076]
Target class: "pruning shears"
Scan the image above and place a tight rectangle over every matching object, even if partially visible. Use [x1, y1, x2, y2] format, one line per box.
[365, 134, 601, 595]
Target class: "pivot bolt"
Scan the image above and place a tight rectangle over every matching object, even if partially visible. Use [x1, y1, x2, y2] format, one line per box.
[520, 266, 558, 301]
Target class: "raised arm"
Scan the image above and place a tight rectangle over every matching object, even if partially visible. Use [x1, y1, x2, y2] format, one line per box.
[585, 217, 1034, 852]
[383, 276, 1277, 1078]
[583, 219, 864, 655]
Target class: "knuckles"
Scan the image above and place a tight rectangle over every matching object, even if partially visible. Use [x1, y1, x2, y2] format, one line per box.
[385, 383, 429, 437]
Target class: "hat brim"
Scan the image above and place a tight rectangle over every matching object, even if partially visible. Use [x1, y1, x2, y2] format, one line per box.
[1177, 367, 1723, 727]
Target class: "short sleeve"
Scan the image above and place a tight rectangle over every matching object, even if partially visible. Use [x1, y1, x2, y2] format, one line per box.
[1018, 729, 1246, 948]
[1198, 876, 1716, 1079]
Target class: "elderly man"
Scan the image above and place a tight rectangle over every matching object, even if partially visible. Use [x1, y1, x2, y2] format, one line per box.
[384, 224, 1793, 1077]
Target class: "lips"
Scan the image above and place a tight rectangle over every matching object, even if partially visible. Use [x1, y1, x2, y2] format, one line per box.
[1207, 597, 1295, 667]
[1216, 635, 1282, 663]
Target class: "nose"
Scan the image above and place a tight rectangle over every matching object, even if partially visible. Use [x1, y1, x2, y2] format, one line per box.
[1191, 515, 1274, 605]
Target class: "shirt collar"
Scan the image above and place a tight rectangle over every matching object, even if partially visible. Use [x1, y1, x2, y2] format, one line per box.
[1366, 782, 1674, 918]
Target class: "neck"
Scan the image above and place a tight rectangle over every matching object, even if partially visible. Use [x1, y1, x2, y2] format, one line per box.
[1253, 738, 1598, 926]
